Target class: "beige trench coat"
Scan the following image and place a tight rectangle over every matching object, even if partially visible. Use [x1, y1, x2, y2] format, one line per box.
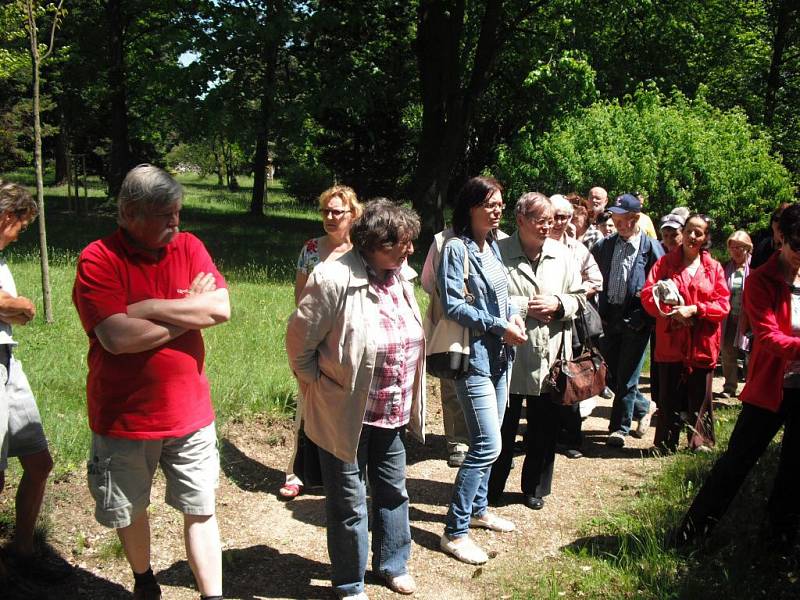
[285, 249, 426, 463]
[498, 233, 586, 396]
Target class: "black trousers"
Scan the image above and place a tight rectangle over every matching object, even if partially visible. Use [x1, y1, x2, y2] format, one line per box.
[681, 393, 800, 537]
[488, 393, 559, 501]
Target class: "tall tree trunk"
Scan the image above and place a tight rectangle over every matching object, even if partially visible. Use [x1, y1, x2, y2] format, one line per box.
[250, 0, 284, 216]
[54, 114, 68, 185]
[106, 0, 131, 198]
[412, 0, 504, 236]
[763, 0, 796, 128]
[25, 0, 55, 323]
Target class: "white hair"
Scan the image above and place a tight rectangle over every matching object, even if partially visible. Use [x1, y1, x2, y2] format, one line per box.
[549, 194, 574, 215]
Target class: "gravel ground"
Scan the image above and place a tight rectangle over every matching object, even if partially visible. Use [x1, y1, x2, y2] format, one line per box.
[1, 373, 738, 599]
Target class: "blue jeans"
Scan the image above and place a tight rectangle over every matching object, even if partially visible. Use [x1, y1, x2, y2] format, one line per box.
[318, 425, 411, 597]
[445, 369, 508, 537]
[600, 315, 651, 435]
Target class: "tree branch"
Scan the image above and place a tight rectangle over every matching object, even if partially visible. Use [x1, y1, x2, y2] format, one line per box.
[41, 0, 65, 61]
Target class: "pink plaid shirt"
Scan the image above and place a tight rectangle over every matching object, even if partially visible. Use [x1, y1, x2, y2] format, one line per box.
[363, 270, 424, 429]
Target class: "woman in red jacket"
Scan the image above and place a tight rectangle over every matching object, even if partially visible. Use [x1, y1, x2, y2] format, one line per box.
[641, 214, 730, 452]
[676, 203, 800, 547]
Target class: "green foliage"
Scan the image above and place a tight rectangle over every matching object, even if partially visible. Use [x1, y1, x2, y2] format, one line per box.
[281, 161, 334, 206]
[496, 86, 795, 235]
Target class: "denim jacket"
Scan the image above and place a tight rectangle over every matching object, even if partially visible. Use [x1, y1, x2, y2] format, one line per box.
[592, 231, 664, 326]
[437, 235, 511, 377]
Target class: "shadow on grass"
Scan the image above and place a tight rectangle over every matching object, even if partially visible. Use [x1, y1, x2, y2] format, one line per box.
[556, 429, 800, 599]
[158, 544, 331, 599]
[219, 437, 285, 494]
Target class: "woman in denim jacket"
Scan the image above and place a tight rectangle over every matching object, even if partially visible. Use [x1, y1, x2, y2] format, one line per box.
[437, 177, 527, 565]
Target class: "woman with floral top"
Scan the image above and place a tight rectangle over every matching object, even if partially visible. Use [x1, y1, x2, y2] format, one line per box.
[281, 186, 363, 499]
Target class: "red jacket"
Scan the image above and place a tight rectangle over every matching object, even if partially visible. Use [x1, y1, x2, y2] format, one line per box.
[739, 252, 800, 412]
[641, 248, 730, 369]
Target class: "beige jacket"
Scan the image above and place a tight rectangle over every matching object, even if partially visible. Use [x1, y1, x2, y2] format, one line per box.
[498, 233, 586, 396]
[285, 249, 426, 463]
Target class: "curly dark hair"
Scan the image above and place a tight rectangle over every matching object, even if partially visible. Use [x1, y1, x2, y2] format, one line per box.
[350, 198, 421, 253]
[451, 176, 503, 239]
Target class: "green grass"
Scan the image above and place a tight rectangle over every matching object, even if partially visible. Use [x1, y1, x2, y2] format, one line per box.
[0, 169, 327, 472]
[502, 404, 800, 599]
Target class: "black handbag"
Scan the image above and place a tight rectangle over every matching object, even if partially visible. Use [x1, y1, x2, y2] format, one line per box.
[573, 299, 604, 346]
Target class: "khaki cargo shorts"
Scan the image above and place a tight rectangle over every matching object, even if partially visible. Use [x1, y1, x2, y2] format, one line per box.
[87, 422, 219, 529]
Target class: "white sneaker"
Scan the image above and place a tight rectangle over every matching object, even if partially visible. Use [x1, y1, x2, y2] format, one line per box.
[440, 534, 489, 564]
[470, 512, 515, 532]
[632, 412, 652, 438]
[607, 431, 626, 447]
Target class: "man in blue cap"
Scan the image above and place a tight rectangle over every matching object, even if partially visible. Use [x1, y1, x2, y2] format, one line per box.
[592, 193, 664, 447]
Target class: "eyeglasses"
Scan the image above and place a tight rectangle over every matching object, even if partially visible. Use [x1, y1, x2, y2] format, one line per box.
[523, 214, 553, 226]
[481, 202, 505, 212]
[553, 213, 572, 222]
[319, 208, 351, 218]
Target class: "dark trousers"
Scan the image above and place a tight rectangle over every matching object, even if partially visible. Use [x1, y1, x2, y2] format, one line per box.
[488, 393, 558, 500]
[558, 403, 583, 449]
[655, 363, 715, 451]
[681, 394, 800, 538]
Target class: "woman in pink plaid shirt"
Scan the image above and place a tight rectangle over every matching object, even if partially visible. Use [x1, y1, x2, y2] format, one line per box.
[286, 198, 425, 599]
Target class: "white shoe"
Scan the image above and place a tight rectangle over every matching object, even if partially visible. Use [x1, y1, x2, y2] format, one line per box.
[339, 593, 369, 600]
[607, 431, 626, 447]
[440, 534, 489, 564]
[470, 512, 515, 532]
[632, 412, 651, 438]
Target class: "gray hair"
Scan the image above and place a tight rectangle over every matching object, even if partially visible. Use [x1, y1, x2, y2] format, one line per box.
[670, 206, 690, 220]
[350, 198, 421, 253]
[117, 164, 183, 226]
[549, 194, 574, 215]
[0, 180, 38, 222]
[514, 192, 552, 218]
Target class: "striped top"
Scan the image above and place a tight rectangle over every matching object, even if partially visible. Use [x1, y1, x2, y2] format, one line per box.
[479, 243, 508, 322]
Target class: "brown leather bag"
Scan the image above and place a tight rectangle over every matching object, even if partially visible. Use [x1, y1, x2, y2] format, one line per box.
[546, 313, 608, 406]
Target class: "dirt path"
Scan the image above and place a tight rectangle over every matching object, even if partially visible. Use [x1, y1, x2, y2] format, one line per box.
[3, 374, 735, 599]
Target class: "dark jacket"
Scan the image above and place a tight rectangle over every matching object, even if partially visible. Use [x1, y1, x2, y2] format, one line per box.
[592, 231, 664, 327]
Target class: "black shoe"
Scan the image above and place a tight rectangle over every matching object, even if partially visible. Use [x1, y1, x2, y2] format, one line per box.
[447, 450, 466, 468]
[133, 580, 162, 600]
[3, 547, 72, 584]
[564, 448, 583, 459]
[524, 495, 544, 510]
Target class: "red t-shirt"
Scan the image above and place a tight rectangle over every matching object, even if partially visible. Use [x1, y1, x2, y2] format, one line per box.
[72, 229, 227, 439]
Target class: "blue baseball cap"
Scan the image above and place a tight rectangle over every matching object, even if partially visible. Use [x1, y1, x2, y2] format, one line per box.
[608, 193, 642, 214]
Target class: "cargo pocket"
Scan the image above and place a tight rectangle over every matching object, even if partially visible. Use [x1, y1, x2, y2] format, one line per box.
[87, 456, 128, 510]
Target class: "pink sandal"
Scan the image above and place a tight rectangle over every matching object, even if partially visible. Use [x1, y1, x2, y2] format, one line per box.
[279, 483, 302, 499]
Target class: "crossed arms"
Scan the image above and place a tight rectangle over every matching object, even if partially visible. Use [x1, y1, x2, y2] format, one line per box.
[94, 272, 231, 355]
[0, 290, 36, 325]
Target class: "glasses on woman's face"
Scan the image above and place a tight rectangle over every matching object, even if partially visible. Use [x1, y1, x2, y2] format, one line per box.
[553, 213, 571, 223]
[481, 201, 505, 212]
[524, 214, 553, 227]
[319, 208, 351, 218]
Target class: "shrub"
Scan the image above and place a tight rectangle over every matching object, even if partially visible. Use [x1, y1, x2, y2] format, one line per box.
[495, 85, 796, 235]
[281, 160, 335, 206]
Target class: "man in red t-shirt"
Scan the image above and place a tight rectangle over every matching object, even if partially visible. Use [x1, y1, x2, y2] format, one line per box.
[73, 164, 230, 600]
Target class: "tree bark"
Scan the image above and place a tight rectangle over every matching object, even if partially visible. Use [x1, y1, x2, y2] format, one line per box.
[54, 113, 68, 185]
[106, 0, 131, 199]
[412, 0, 505, 235]
[25, 0, 56, 323]
[763, 0, 796, 128]
[250, 0, 284, 216]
